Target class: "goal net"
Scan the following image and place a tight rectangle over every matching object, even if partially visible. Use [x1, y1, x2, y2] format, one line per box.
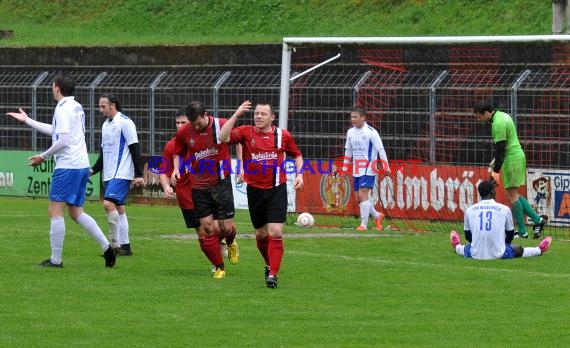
[280, 36, 570, 238]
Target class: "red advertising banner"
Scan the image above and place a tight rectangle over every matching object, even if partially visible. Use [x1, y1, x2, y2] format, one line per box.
[296, 162, 515, 221]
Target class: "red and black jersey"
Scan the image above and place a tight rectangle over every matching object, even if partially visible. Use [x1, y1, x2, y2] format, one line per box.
[162, 137, 193, 209]
[173, 116, 231, 189]
[230, 125, 302, 189]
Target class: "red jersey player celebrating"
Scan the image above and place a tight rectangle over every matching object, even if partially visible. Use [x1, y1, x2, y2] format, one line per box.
[159, 107, 200, 232]
[219, 101, 304, 289]
[172, 101, 239, 279]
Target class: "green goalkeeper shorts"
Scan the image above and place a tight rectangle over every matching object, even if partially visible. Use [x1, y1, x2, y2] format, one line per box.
[501, 152, 526, 189]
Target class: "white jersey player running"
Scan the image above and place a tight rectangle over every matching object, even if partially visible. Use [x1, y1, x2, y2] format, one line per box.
[450, 180, 552, 260]
[6, 73, 117, 268]
[91, 93, 144, 256]
[343, 108, 390, 231]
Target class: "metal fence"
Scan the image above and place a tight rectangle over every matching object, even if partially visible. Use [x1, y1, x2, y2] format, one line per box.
[1, 65, 569, 171]
[286, 65, 570, 171]
[0, 67, 282, 157]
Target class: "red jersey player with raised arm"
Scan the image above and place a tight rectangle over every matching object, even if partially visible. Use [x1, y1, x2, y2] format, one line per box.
[219, 101, 304, 289]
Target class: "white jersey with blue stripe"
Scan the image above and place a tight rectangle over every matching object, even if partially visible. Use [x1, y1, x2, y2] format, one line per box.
[101, 112, 139, 181]
[344, 122, 388, 177]
[52, 97, 90, 169]
[463, 199, 515, 260]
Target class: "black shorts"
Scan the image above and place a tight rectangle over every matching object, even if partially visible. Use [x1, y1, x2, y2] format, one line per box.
[247, 183, 288, 229]
[192, 177, 235, 220]
[181, 208, 200, 229]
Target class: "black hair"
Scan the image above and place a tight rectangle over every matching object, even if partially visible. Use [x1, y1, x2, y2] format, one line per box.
[478, 180, 496, 199]
[473, 100, 494, 114]
[100, 93, 122, 112]
[186, 101, 206, 122]
[175, 106, 187, 117]
[256, 102, 275, 115]
[53, 73, 75, 97]
[352, 107, 367, 117]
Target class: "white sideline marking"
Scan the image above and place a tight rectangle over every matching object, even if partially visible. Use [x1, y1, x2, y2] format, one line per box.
[7, 213, 47, 218]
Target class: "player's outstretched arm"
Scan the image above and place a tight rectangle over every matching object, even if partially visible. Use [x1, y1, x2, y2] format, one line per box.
[6, 108, 53, 135]
[6, 108, 29, 123]
[219, 100, 251, 143]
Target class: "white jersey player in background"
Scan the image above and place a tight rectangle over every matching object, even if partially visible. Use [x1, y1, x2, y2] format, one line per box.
[450, 180, 552, 260]
[91, 93, 144, 256]
[6, 73, 117, 268]
[343, 107, 390, 231]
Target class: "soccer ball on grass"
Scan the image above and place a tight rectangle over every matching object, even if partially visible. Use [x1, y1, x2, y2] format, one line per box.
[296, 212, 315, 228]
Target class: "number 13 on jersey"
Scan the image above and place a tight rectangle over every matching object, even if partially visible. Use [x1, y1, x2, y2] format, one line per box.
[479, 211, 492, 231]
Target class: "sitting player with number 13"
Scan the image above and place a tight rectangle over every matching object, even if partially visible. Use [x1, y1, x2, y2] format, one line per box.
[450, 180, 552, 260]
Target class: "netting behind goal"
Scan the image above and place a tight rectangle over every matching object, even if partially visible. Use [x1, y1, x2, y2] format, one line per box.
[281, 37, 570, 238]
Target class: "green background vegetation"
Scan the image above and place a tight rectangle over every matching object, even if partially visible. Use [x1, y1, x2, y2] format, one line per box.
[0, 0, 553, 46]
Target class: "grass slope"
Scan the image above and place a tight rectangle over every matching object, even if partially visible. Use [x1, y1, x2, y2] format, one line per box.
[1, 197, 568, 347]
[0, 0, 552, 46]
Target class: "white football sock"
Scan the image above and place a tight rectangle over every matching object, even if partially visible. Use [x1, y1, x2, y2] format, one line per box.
[50, 217, 65, 264]
[359, 201, 371, 227]
[76, 212, 109, 251]
[118, 212, 130, 245]
[369, 204, 380, 219]
[522, 247, 541, 257]
[107, 210, 120, 246]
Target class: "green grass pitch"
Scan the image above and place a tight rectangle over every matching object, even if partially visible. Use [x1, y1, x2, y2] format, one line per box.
[1, 197, 568, 347]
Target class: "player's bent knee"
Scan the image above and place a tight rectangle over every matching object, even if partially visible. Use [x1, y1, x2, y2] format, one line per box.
[103, 200, 116, 211]
[219, 221, 234, 234]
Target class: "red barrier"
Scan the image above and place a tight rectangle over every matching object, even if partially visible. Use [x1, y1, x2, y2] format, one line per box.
[296, 162, 517, 221]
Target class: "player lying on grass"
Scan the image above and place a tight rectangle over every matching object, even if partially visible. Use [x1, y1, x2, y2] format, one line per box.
[450, 180, 552, 260]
